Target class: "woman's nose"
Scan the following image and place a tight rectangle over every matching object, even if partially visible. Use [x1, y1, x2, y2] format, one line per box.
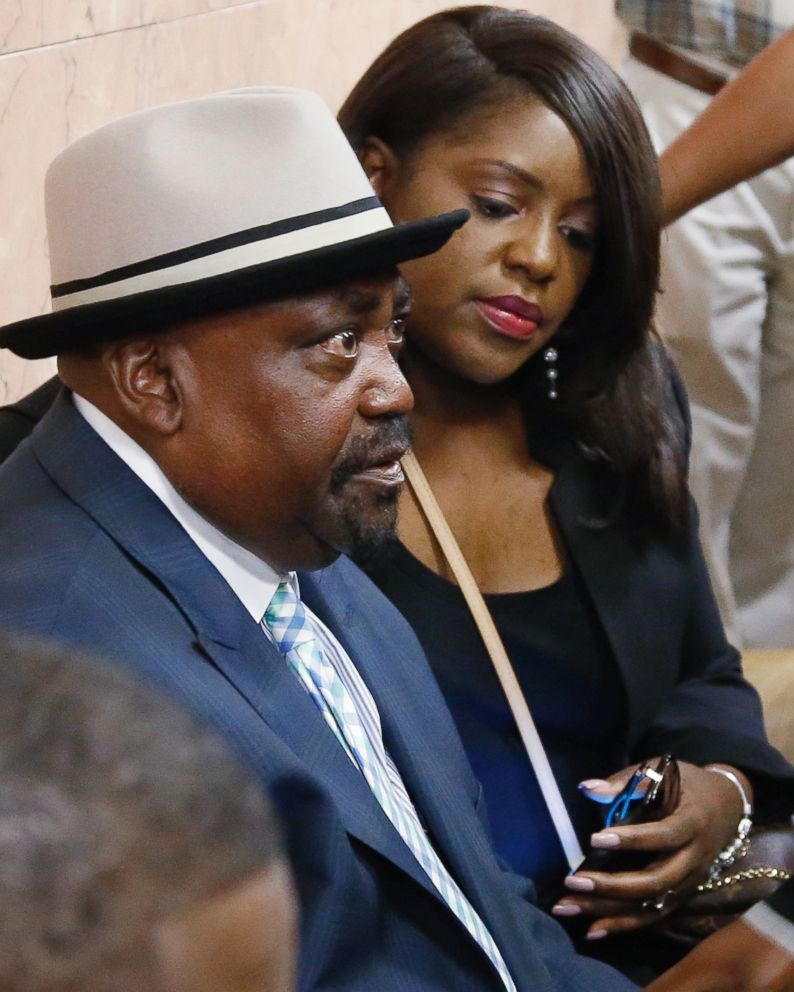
[503, 215, 558, 284]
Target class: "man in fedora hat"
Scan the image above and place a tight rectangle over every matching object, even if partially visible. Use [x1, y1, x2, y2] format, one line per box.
[0, 89, 634, 992]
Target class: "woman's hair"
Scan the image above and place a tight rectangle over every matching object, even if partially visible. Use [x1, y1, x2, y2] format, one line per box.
[339, 6, 689, 536]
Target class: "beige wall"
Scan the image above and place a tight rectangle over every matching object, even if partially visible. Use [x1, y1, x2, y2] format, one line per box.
[0, 0, 624, 403]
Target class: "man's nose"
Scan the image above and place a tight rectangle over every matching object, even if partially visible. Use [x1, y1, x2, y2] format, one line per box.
[358, 347, 414, 419]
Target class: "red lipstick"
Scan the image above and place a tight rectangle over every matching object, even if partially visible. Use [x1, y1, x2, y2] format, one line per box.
[475, 296, 544, 340]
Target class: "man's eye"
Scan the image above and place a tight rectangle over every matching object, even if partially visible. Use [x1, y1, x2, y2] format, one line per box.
[320, 329, 358, 359]
[386, 316, 407, 346]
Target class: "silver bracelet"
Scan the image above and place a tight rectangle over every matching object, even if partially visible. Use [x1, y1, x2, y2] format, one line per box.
[704, 766, 754, 881]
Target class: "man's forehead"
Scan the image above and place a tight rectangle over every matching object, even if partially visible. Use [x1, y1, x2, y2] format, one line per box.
[333, 274, 412, 315]
[185, 271, 412, 334]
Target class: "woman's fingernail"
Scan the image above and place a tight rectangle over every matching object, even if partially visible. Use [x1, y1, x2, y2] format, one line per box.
[552, 903, 582, 917]
[590, 831, 621, 849]
[587, 928, 609, 941]
[579, 779, 609, 790]
[564, 875, 595, 892]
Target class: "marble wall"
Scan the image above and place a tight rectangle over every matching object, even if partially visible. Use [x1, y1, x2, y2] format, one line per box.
[0, 0, 623, 402]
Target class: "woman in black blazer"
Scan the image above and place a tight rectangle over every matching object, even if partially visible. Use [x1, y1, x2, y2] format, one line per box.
[338, 5, 794, 966]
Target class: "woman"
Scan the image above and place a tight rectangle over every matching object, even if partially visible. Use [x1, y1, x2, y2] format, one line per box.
[338, 5, 794, 960]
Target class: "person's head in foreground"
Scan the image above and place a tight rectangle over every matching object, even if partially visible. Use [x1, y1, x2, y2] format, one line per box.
[0, 634, 297, 992]
[339, 6, 687, 533]
[0, 88, 466, 570]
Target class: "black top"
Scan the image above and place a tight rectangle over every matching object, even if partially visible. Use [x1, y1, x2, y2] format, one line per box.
[364, 539, 628, 896]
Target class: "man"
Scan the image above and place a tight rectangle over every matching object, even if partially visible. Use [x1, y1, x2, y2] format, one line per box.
[0, 89, 632, 990]
[617, 1, 794, 648]
[0, 634, 296, 992]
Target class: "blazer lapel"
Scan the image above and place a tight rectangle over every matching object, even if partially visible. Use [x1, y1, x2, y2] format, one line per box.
[547, 451, 680, 747]
[32, 393, 441, 900]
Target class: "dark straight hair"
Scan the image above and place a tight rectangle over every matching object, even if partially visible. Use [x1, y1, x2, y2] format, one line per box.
[339, 6, 688, 536]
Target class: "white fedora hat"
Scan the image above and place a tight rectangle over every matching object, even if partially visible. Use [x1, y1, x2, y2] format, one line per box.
[0, 87, 467, 358]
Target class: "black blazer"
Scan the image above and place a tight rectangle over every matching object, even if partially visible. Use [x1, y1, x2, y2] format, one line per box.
[534, 372, 794, 812]
[368, 365, 794, 821]
[544, 444, 793, 813]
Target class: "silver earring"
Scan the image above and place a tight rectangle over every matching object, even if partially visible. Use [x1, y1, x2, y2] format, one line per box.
[544, 346, 559, 400]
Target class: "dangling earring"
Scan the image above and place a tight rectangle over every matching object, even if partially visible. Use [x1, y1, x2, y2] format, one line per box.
[544, 346, 559, 400]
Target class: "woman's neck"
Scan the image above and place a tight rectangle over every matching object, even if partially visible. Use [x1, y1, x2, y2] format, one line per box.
[402, 346, 529, 461]
[396, 345, 562, 593]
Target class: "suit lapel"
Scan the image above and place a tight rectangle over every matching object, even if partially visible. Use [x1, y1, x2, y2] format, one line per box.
[200, 622, 441, 900]
[32, 394, 441, 900]
[302, 562, 476, 827]
[303, 561, 538, 984]
[302, 563, 517, 918]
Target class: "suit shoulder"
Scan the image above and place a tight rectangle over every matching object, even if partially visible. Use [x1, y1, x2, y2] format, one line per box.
[0, 444, 99, 550]
[0, 454, 162, 644]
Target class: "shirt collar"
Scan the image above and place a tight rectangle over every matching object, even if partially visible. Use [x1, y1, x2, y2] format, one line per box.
[72, 392, 290, 622]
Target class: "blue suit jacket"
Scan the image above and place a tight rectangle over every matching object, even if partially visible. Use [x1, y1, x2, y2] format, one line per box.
[0, 393, 635, 992]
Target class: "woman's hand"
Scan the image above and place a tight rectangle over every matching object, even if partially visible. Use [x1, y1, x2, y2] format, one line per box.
[551, 759, 752, 940]
[646, 918, 794, 992]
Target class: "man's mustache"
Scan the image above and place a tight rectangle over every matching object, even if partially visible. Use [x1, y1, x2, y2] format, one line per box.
[330, 417, 413, 491]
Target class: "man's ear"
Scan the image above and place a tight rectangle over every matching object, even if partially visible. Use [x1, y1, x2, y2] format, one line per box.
[357, 136, 402, 201]
[103, 338, 184, 436]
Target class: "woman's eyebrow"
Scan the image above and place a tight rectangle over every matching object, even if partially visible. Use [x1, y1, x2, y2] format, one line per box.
[473, 158, 544, 189]
[473, 158, 597, 207]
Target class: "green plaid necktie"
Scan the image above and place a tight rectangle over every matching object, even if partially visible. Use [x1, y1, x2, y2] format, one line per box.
[263, 580, 517, 992]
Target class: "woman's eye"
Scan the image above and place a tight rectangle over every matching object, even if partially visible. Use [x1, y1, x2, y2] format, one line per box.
[561, 225, 595, 253]
[320, 329, 358, 359]
[386, 316, 407, 346]
[470, 194, 518, 220]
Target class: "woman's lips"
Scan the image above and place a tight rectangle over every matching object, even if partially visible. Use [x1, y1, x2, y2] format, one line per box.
[475, 296, 544, 340]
